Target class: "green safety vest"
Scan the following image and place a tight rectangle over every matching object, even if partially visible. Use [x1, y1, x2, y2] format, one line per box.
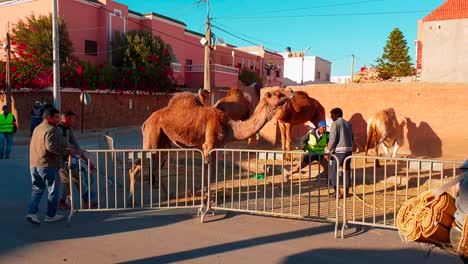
[305, 130, 328, 155]
[0, 113, 14, 133]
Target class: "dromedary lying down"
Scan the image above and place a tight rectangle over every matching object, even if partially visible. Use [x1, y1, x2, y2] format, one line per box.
[129, 89, 293, 200]
[364, 107, 406, 166]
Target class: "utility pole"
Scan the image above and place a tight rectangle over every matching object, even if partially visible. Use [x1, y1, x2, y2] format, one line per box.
[52, 0, 61, 111]
[202, 0, 212, 104]
[5, 26, 12, 108]
[350, 54, 355, 83]
[300, 46, 311, 85]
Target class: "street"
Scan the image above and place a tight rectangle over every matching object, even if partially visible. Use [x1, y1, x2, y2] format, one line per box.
[0, 139, 462, 264]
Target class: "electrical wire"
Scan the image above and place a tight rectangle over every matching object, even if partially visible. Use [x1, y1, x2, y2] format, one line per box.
[212, 10, 432, 21]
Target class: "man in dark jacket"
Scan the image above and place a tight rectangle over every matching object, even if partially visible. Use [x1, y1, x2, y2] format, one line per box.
[26, 107, 74, 225]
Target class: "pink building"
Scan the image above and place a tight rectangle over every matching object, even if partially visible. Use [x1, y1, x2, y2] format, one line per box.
[0, 0, 283, 89]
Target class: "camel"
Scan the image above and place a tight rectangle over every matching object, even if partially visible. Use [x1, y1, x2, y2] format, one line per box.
[274, 89, 326, 151]
[213, 88, 259, 146]
[198, 88, 211, 107]
[364, 107, 407, 166]
[128, 89, 292, 201]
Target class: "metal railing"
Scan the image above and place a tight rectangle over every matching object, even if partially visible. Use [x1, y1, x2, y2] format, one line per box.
[339, 155, 463, 238]
[170, 62, 182, 72]
[204, 149, 339, 224]
[66, 149, 206, 224]
[185, 64, 239, 75]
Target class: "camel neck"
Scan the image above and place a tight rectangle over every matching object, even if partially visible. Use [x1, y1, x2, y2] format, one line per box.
[228, 100, 275, 141]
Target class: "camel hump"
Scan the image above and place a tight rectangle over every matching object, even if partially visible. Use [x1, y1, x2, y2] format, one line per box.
[167, 92, 204, 108]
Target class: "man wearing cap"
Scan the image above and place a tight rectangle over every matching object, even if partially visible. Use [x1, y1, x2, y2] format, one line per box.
[30, 101, 44, 135]
[283, 120, 329, 182]
[0, 105, 17, 159]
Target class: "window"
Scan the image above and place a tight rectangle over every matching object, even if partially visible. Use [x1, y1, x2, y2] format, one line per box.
[186, 59, 192, 65]
[85, 40, 97, 56]
[276, 70, 280, 78]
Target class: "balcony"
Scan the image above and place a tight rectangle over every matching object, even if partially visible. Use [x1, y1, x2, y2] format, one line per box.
[185, 64, 239, 88]
[170, 62, 182, 72]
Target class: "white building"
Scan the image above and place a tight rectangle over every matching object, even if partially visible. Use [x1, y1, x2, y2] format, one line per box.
[417, 0, 468, 83]
[280, 53, 332, 85]
[330, 76, 351, 84]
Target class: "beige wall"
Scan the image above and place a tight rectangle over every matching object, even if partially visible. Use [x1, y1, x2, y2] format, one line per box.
[422, 18, 468, 82]
[1, 90, 172, 131]
[3, 83, 467, 160]
[260, 82, 468, 159]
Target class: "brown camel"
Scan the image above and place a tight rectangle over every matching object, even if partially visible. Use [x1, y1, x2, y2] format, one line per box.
[364, 107, 407, 166]
[198, 88, 211, 106]
[213, 88, 259, 145]
[129, 89, 292, 201]
[213, 88, 252, 121]
[274, 89, 325, 151]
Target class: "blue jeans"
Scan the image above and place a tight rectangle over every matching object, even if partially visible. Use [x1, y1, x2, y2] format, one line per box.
[27, 167, 60, 217]
[0, 132, 13, 158]
[30, 118, 42, 135]
[61, 157, 97, 201]
[328, 152, 352, 190]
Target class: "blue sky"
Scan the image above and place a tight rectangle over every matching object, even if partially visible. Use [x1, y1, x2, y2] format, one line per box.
[119, 0, 445, 76]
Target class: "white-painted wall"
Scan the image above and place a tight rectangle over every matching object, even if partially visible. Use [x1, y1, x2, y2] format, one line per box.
[422, 18, 468, 83]
[281, 54, 332, 85]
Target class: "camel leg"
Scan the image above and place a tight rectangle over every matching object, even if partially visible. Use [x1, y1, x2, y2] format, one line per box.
[285, 123, 292, 151]
[391, 141, 400, 158]
[278, 121, 287, 150]
[128, 163, 141, 206]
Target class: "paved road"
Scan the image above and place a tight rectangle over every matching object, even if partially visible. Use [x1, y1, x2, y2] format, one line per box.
[0, 139, 462, 264]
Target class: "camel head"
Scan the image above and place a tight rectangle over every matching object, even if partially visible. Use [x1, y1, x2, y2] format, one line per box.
[198, 89, 211, 106]
[262, 89, 293, 111]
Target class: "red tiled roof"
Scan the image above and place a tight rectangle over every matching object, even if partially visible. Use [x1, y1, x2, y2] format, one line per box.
[423, 0, 468, 21]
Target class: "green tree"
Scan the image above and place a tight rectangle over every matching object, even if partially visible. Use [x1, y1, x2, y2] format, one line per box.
[11, 13, 73, 66]
[5, 13, 75, 89]
[376, 28, 413, 80]
[238, 69, 262, 86]
[122, 31, 176, 91]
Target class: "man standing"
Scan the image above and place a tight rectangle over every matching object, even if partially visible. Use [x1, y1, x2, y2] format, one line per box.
[325, 108, 353, 198]
[283, 120, 329, 182]
[0, 105, 17, 159]
[26, 108, 73, 225]
[30, 101, 44, 135]
[58, 111, 97, 209]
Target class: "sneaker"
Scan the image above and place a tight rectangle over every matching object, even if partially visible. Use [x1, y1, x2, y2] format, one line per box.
[58, 199, 70, 210]
[83, 201, 98, 209]
[44, 214, 65, 222]
[26, 214, 40, 225]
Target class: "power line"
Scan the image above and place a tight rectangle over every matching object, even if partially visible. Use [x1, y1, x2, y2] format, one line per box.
[211, 24, 282, 56]
[212, 10, 432, 21]
[219, 0, 385, 16]
[212, 21, 289, 49]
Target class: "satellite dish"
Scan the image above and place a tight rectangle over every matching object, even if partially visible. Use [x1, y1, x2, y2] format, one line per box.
[217, 37, 225, 44]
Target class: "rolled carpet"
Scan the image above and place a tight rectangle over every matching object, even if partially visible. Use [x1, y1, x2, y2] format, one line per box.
[397, 191, 456, 246]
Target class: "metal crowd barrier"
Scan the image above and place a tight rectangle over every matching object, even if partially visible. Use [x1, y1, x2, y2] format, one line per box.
[204, 149, 340, 224]
[66, 149, 206, 224]
[339, 155, 463, 238]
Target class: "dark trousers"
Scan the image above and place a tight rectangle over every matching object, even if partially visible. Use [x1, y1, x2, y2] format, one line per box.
[328, 152, 352, 190]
